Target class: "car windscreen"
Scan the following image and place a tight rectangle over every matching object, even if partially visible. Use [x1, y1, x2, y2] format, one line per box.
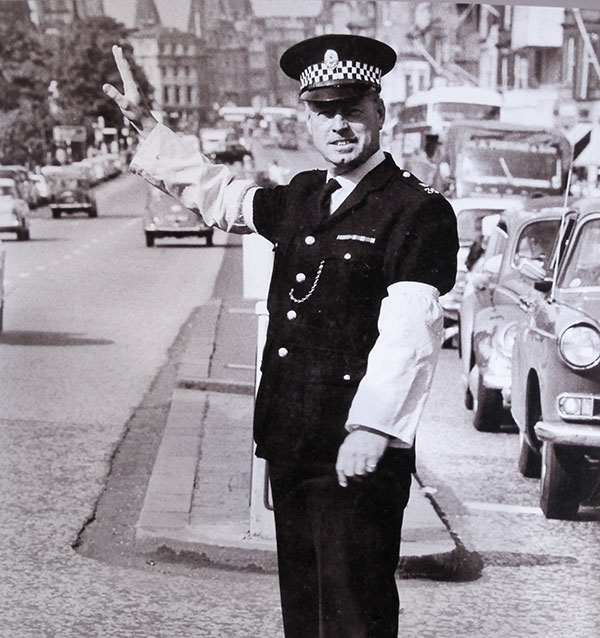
[0, 185, 16, 196]
[558, 218, 600, 289]
[512, 219, 561, 271]
[456, 140, 563, 189]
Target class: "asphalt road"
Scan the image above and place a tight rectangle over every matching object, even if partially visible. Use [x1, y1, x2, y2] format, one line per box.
[0, 158, 599, 638]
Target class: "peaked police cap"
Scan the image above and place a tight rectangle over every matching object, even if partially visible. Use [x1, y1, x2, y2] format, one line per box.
[280, 34, 397, 102]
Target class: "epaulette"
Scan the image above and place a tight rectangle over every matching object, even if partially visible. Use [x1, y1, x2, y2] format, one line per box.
[399, 169, 439, 195]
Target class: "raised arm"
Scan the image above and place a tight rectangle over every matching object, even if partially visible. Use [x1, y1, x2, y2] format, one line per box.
[102, 45, 157, 139]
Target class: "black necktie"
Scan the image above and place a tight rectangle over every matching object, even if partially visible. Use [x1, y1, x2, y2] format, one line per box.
[318, 178, 341, 219]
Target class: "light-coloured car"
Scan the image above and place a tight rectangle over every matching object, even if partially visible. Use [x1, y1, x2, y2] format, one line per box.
[459, 198, 564, 431]
[0, 177, 31, 240]
[143, 185, 213, 248]
[0, 165, 39, 208]
[440, 197, 520, 346]
[0, 238, 5, 331]
[511, 197, 600, 519]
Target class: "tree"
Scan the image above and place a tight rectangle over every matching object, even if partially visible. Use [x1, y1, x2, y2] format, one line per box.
[51, 17, 154, 135]
[0, 21, 53, 166]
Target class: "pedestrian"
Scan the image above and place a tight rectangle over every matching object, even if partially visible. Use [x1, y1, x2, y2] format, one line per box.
[268, 159, 290, 185]
[103, 33, 458, 638]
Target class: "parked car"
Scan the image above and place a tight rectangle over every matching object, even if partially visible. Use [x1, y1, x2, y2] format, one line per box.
[29, 172, 50, 205]
[511, 197, 600, 519]
[143, 185, 214, 247]
[50, 175, 97, 218]
[0, 165, 39, 208]
[458, 197, 565, 431]
[0, 177, 31, 240]
[439, 197, 520, 346]
[0, 238, 5, 331]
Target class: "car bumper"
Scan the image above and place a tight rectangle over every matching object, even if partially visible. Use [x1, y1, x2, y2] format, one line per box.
[535, 421, 600, 448]
[145, 228, 212, 236]
[51, 202, 93, 209]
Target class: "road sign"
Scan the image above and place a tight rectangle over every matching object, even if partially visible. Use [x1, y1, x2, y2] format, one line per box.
[53, 125, 87, 144]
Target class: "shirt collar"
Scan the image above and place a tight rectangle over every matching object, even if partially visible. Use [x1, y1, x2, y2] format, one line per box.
[326, 148, 386, 191]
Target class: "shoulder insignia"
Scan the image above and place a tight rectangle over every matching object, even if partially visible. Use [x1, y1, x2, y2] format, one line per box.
[418, 181, 439, 195]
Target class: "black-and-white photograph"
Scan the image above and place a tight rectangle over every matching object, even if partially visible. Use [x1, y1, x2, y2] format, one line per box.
[0, 1, 599, 636]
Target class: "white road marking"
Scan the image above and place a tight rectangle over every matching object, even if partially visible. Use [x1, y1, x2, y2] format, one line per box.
[464, 501, 543, 515]
[225, 363, 255, 370]
[3, 219, 136, 297]
[228, 307, 256, 314]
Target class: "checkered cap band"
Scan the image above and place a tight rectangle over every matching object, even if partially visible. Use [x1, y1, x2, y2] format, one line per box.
[300, 60, 382, 91]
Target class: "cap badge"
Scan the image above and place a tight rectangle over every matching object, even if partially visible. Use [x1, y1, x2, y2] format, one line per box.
[324, 49, 339, 70]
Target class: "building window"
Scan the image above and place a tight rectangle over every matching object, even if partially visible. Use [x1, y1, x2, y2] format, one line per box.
[580, 46, 590, 100]
[500, 55, 509, 92]
[503, 5, 512, 30]
[187, 86, 194, 103]
[514, 54, 529, 90]
[175, 86, 181, 104]
[534, 49, 543, 86]
[564, 36, 576, 86]
[163, 86, 169, 104]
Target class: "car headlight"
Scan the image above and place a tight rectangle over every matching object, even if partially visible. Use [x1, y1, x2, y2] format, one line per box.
[497, 322, 519, 358]
[559, 323, 600, 370]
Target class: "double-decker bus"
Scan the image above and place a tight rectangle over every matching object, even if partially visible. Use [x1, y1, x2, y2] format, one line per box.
[389, 85, 503, 174]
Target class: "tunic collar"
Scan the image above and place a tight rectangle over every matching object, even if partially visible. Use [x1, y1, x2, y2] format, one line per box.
[326, 148, 386, 213]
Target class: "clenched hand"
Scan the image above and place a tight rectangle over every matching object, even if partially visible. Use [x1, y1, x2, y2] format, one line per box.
[335, 428, 390, 487]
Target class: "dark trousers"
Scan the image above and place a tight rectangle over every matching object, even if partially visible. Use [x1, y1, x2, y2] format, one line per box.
[268, 449, 412, 638]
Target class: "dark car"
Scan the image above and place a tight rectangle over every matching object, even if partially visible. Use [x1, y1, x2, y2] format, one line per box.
[511, 197, 600, 519]
[50, 176, 97, 218]
[209, 145, 253, 165]
[458, 198, 565, 431]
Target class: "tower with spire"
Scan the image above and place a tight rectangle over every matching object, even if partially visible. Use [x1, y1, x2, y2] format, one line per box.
[134, 0, 161, 29]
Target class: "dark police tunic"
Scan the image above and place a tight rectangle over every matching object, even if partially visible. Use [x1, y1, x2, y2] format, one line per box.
[251, 153, 458, 465]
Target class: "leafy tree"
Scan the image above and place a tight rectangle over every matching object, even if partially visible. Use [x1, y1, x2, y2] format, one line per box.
[51, 16, 154, 134]
[0, 20, 53, 166]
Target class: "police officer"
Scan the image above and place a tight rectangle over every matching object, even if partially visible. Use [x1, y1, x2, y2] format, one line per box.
[104, 33, 458, 638]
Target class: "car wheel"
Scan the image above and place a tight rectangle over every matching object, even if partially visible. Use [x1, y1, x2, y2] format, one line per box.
[473, 373, 503, 432]
[17, 227, 30, 241]
[52, 210, 60, 219]
[540, 442, 582, 520]
[206, 231, 214, 247]
[89, 207, 98, 218]
[145, 232, 155, 248]
[517, 429, 541, 478]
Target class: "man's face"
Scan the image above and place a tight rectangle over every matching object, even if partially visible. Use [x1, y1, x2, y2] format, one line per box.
[304, 92, 385, 175]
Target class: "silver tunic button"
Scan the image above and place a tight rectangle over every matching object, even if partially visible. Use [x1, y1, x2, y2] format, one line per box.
[343, 374, 351, 381]
[296, 273, 306, 283]
[278, 347, 289, 358]
[287, 310, 297, 321]
[305, 235, 316, 245]
[344, 252, 352, 260]
[402, 171, 410, 178]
